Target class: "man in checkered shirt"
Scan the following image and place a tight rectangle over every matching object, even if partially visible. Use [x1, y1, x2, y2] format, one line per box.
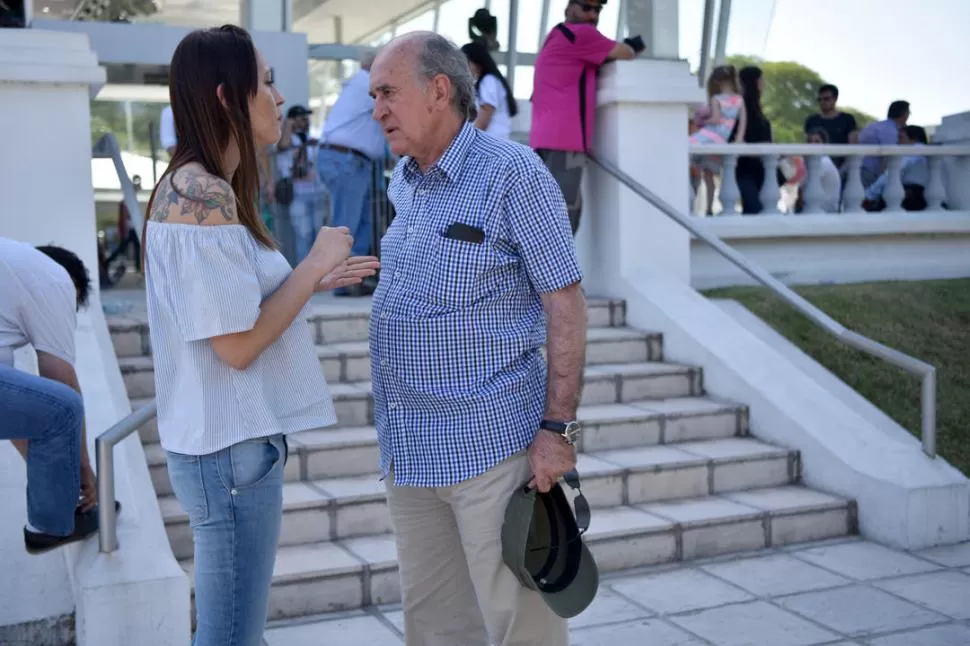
[368, 32, 588, 646]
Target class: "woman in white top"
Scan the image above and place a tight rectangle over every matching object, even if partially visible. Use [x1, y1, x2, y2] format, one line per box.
[142, 25, 378, 646]
[461, 41, 518, 140]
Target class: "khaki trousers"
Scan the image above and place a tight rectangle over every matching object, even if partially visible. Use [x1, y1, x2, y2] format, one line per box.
[385, 451, 569, 646]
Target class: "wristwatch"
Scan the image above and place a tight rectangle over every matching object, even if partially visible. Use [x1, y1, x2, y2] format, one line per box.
[540, 419, 583, 446]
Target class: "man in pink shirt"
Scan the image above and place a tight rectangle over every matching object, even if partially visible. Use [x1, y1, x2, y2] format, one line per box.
[531, 0, 643, 234]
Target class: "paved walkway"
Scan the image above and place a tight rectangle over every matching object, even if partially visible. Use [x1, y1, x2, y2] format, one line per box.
[262, 537, 970, 646]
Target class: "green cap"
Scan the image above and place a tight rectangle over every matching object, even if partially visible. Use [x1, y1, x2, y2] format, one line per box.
[501, 477, 599, 618]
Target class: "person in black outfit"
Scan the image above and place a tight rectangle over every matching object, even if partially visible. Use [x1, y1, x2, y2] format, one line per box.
[734, 66, 773, 214]
[804, 84, 857, 170]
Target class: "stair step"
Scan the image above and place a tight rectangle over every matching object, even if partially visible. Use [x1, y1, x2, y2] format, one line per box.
[160, 436, 797, 560]
[107, 297, 629, 358]
[119, 327, 666, 398]
[142, 396, 746, 496]
[176, 486, 855, 620]
[129, 360, 702, 441]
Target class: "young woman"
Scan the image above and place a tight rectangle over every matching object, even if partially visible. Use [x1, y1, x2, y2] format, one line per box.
[461, 41, 518, 139]
[142, 25, 378, 646]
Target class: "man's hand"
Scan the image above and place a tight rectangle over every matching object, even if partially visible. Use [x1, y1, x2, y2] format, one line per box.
[316, 256, 381, 292]
[527, 429, 577, 493]
[79, 460, 97, 512]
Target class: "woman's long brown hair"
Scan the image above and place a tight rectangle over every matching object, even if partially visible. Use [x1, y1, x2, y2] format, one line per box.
[142, 24, 275, 266]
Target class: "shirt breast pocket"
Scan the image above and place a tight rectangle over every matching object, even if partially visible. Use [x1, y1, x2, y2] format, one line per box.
[422, 231, 492, 310]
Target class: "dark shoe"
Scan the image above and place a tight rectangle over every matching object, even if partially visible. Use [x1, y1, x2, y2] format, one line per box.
[24, 501, 121, 555]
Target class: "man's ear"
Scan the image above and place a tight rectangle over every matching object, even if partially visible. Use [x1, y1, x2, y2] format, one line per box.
[432, 74, 452, 109]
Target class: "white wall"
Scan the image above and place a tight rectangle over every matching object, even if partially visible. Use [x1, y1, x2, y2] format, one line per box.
[691, 213, 970, 289]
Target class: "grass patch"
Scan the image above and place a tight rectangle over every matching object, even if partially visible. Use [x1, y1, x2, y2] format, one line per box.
[704, 279, 970, 476]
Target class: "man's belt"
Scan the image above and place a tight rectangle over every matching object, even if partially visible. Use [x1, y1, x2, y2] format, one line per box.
[319, 142, 370, 162]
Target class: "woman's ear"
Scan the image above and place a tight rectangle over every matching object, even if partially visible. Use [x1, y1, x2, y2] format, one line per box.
[216, 83, 229, 110]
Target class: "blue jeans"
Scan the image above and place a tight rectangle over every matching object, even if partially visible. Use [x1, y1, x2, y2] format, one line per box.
[316, 147, 374, 261]
[288, 192, 324, 265]
[166, 434, 288, 646]
[0, 364, 83, 536]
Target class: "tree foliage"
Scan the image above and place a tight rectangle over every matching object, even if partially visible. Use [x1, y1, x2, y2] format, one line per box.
[76, 0, 158, 22]
[726, 55, 877, 143]
[90, 101, 168, 157]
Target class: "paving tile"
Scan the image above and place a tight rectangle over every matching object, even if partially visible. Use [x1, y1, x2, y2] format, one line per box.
[596, 444, 705, 470]
[775, 584, 946, 637]
[701, 553, 851, 597]
[669, 600, 838, 646]
[264, 614, 402, 646]
[380, 608, 404, 633]
[568, 589, 653, 629]
[608, 568, 753, 614]
[791, 541, 941, 581]
[914, 541, 970, 568]
[873, 571, 970, 620]
[676, 437, 787, 461]
[341, 534, 398, 570]
[273, 542, 361, 582]
[864, 623, 970, 646]
[570, 618, 707, 646]
[642, 496, 762, 526]
[725, 486, 845, 512]
[586, 506, 673, 540]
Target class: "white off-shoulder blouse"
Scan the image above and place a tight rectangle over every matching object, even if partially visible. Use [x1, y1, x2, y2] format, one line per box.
[144, 221, 337, 455]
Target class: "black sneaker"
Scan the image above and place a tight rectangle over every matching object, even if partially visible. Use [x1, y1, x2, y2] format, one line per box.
[24, 501, 121, 555]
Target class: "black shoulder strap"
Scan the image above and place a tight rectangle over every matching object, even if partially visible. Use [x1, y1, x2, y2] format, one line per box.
[555, 23, 576, 42]
[532, 23, 577, 103]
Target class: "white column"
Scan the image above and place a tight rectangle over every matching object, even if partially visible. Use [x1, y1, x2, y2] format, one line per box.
[625, 0, 679, 59]
[242, 0, 291, 32]
[933, 111, 970, 210]
[581, 59, 704, 294]
[0, 29, 190, 646]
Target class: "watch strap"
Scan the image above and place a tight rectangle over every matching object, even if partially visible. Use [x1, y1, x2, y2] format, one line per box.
[540, 419, 569, 433]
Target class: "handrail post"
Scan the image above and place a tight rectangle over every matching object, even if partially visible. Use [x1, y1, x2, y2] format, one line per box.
[96, 435, 118, 553]
[923, 369, 937, 458]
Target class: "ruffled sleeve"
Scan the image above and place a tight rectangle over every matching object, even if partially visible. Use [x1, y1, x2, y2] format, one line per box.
[146, 223, 262, 342]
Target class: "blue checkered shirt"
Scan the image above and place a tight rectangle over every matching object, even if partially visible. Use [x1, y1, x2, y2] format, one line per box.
[369, 122, 583, 487]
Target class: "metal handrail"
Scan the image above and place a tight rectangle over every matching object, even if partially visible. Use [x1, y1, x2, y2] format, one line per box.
[96, 400, 157, 553]
[92, 132, 146, 244]
[589, 153, 937, 458]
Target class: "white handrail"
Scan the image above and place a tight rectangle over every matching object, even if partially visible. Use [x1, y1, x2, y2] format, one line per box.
[590, 153, 938, 458]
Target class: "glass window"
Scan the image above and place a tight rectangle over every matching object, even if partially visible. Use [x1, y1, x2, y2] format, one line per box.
[437, 0, 483, 45]
[514, 0, 541, 53]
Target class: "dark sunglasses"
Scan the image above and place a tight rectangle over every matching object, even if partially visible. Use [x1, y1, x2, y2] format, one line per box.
[571, 1, 603, 13]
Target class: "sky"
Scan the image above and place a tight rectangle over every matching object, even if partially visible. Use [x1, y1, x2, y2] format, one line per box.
[401, 0, 970, 127]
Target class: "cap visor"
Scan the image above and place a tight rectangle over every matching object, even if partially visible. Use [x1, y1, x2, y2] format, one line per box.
[538, 542, 599, 618]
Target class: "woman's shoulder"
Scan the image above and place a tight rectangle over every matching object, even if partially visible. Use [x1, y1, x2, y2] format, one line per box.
[150, 163, 239, 227]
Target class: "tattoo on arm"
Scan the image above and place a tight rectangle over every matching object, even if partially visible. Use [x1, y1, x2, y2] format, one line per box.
[151, 168, 237, 224]
[542, 283, 587, 421]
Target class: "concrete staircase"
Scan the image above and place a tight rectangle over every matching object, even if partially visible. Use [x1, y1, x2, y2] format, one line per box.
[107, 296, 857, 621]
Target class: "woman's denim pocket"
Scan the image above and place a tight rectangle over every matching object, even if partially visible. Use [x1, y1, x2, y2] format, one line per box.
[227, 435, 283, 492]
[166, 452, 209, 527]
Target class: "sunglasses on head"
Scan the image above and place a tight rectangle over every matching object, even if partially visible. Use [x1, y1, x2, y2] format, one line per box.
[571, 1, 603, 13]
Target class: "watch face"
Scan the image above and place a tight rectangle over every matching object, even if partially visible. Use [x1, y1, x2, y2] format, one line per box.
[564, 421, 582, 436]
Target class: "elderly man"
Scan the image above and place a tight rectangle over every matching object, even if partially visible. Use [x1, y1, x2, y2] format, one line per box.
[368, 31, 586, 646]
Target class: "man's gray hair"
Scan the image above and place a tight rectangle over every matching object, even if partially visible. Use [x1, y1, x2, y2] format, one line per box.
[414, 33, 476, 120]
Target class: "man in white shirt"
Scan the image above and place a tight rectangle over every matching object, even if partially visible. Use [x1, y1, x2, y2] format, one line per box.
[316, 49, 387, 296]
[0, 238, 101, 554]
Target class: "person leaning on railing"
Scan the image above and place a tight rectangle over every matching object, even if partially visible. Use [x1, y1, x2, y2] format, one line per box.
[140, 25, 379, 646]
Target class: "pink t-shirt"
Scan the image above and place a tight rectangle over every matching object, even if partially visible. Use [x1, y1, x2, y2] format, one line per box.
[529, 23, 617, 153]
